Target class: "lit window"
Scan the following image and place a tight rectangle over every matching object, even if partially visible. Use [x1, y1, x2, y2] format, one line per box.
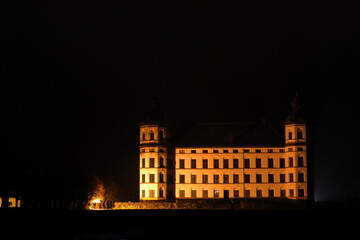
[214, 190, 220, 198]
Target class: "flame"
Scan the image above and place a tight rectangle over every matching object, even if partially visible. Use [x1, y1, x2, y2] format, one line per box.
[89, 176, 106, 210]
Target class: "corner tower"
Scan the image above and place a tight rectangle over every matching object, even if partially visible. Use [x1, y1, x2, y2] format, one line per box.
[284, 93, 308, 199]
[139, 100, 169, 201]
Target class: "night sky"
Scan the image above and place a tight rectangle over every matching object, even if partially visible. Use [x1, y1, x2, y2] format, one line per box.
[2, 1, 359, 202]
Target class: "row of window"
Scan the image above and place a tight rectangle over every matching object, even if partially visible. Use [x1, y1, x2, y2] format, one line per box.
[141, 172, 305, 184]
[141, 188, 306, 198]
[141, 130, 165, 141]
[178, 147, 305, 154]
[178, 157, 305, 169]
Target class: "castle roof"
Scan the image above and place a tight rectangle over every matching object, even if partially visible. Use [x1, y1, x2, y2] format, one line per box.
[175, 122, 284, 148]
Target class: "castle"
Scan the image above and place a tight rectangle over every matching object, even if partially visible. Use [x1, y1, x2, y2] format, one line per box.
[139, 96, 308, 202]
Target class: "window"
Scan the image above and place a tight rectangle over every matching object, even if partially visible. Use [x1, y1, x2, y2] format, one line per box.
[289, 173, 294, 182]
[142, 133, 145, 141]
[297, 128, 303, 139]
[223, 149, 229, 153]
[279, 149, 285, 153]
[256, 189, 262, 198]
[298, 156, 304, 167]
[191, 175, 197, 183]
[290, 189, 294, 197]
[159, 188, 164, 198]
[298, 172, 304, 182]
[202, 149, 208, 153]
[281, 189, 286, 198]
[256, 158, 261, 168]
[191, 159, 196, 169]
[142, 174, 145, 183]
[288, 131, 293, 140]
[268, 174, 274, 183]
[203, 190, 208, 198]
[244, 149, 250, 153]
[233, 159, 239, 168]
[191, 150, 196, 153]
[233, 174, 239, 183]
[223, 159, 229, 168]
[142, 190, 145, 198]
[149, 174, 155, 183]
[268, 149, 273, 153]
[256, 174, 262, 183]
[179, 159, 185, 169]
[298, 147, 304, 151]
[268, 189, 274, 198]
[149, 148, 155, 152]
[159, 148, 165, 153]
[213, 174, 219, 183]
[298, 188, 305, 197]
[244, 190, 251, 198]
[159, 173, 165, 183]
[244, 159, 250, 168]
[244, 174, 250, 183]
[150, 132, 154, 140]
[179, 150, 185, 153]
[213, 149, 219, 153]
[280, 158, 285, 168]
[202, 174, 208, 183]
[214, 190, 220, 198]
[142, 158, 145, 168]
[255, 149, 261, 153]
[159, 157, 165, 168]
[234, 190, 239, 198]
[214, 159, 219, 168]
[149, 158, 155, 168]
[179, 190, 185, 198]
[179, 175, 185, 183]
[223, 174, 229, 183]
[202, 159, 208, 169]
[268, 158, 273, 168]
[191, 190, 197, 198]
[233, 149, 239, 153]
[280, 174, 286, 183]
[289, 157, 294, 167]
[159, 130, 164, 140]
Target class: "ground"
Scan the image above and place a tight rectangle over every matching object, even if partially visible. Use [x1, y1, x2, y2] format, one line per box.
[2, 207, 359, 239]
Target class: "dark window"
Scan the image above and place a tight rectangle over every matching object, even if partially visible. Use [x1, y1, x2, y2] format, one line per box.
[244, 149, 250, 153]
[213, 149, 219, 153]
[159, 188, 164, 197]
[179, 175, 185, 183]
[203, 190, 208, 198]
[268, 158, 273, 168]
[150, 132, 154, 140]
[256, 174, 262, 183]
[281, 189, 286, 198]
[191, 175, 197, 183]
[244, 159, 250, 168]
[223, 159, 229, 168]
[191, 159, 196, 169]
[202, 174, 208, 183]
[269, 189, 274, 198]
[142, 158, 146, 168]
[298, 172, 304, 182]
[142, 133, 145, 141]
[214, 174, 219, 183]
[288, 131, 293, 140]
[256, 190, 262, 198]
[191, 190, 197, 198]
[244, 174, 250, 183]
[179, 159, 185, 169]
[233, 174, 239, 183]
[255, 149, 261, 153]
[149, 190, 155, 198]
[223, 149, 229, 153]
[159, 157, 165, 168]
[298, 188, 305, 197]
[142, 190, 145, 198]
[289, 173, 294, 182]
[191, 150, 196, 153]
[202, 149, 208, 153]
[159, 173, 165, 183]
[298, 156, 304, 167]
[179, 190, 185, 198]
[280, 174, 286, 183]
[150, 174, 155, 183]
[214, 159, 219, 168]
[142, 174, 145, 183]
[149, 158, 155, 168]
[256, 158, 261, 168]
[233, 158, 239, 168]
[280, 158, 285, 168]
[290, 189, 294, 197]
[268, 174, 274, 183]
[224, 190, 229, 199]
[202, 159, 208, 169]
[234, 190, 239, 198]
[244, 190, 251, 198]
[289, 157, 294, 167]
[233, 149, 239, 153]
[297, 129, 303, 139]
[223, 174, 229, 183]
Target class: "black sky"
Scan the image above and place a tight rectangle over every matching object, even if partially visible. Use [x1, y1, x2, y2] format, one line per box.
[2, 1, 359, 201]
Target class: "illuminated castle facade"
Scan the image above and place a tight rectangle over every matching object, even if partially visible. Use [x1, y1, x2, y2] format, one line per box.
[139, 97, 308, 201]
